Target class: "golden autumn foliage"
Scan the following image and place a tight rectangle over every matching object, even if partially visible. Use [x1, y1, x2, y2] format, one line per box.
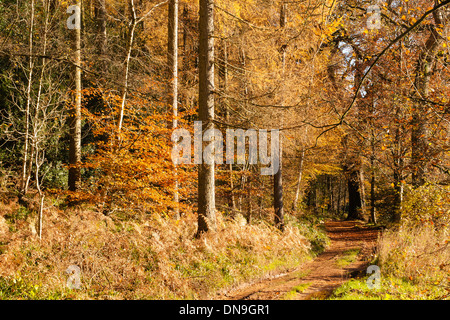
[78, 90, 197, 216]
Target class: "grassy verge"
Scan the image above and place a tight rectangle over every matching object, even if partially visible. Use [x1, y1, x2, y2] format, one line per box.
[0, 197, 328, 300]
[327, 224, 449, 300]
[283, 282, 312, 300]
[327, 275, 447, 300]
[336, 249, 360, 268]
[328, 184, 450, 300]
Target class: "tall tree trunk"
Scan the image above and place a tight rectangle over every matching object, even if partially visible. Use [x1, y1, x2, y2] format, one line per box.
[196, 0, 216, 236]
[274, 1, 287, 231]
[168, 0, 179, 128]
[273, 150, 284, 230]
[342, 178, 347, 212]
[342, 46, 366, 221]
[258, 176, 265, 218]
[359, 167, 367, 220]
[168, 0, 179, 218]
[246, 174, 252, 224]
[347, 169, 364, 220]
[392, 116, 405, 223]
[291, 146, 305, 212]
[96, 0, 107, 55]
[411, 8, 444, 188]
[20, 0, 35, 197]
[219, 40, 236, 212]
[68, 0, 82, 192]
[370, 154, 376, 224]
[117, 0, 137, 135]
[33, 0, 50, 199]
[336, 177, 341, 215]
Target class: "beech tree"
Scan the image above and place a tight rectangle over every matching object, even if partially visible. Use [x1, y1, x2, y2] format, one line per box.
[411, 3, 446, 188]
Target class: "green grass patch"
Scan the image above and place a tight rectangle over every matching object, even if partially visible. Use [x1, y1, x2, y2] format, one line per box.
[0, 196, 326, 300]
[336, 248, 360, 268]
[328, 275, 448, 300]
[285, 214, 330, 256]
[284, 282, 312, 300]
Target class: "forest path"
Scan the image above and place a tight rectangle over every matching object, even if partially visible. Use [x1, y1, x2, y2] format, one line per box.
[218, 220, 381, 300]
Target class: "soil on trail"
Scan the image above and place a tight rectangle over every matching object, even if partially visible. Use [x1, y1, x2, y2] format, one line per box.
[219, 220, 381, 300]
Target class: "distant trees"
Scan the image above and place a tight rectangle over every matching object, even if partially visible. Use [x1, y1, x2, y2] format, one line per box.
[321, 0, 450, 223]
[0, 0, 448, 229]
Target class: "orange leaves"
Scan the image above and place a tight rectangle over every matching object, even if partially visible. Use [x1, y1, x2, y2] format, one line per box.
[79, 91, 195, 216]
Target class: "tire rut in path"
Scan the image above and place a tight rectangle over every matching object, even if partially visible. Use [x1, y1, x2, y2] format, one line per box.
[219, 220, 381, 300]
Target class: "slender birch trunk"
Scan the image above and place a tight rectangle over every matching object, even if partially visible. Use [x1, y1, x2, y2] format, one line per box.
[168, 0, 180, 218]
[292, 146, 305, 212]
[20, 0, 35, 197]
[117, 0, 137, 135]
[68, 0, 82, 192]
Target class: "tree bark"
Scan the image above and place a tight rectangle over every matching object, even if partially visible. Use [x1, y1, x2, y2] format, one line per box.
[168, 0, 180, 218]
[336, 177, 341, 215]
[117, 0, 137, 135]
[33, 0, 50, 199]
[392, 104, 405, 223]
[274, 1, 287, 231]
[359, 167, 367, 220]
[20, 0, 35, 196]
[246, 174, 252, 224]
[196, 0, 216, 236]
[68, 0, 82, 192]
[219, 40, 236, 212]
[411, 7, 444, 187]
[347, 168, 364, 220]
[118, 0, 168, 135]
[370, 154, 376, 224]
[291, 146, 305, 212]
[273, 149, 284, 230]
[96, 0, 107, 55]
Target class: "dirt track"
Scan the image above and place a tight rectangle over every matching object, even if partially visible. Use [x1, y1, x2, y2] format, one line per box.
[219, 220, 381, 300]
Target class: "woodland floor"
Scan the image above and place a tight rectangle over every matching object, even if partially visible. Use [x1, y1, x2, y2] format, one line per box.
[217, 220, 381, 300]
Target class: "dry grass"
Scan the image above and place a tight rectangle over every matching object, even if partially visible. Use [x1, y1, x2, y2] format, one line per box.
[328, 185, 449, 300]
[0, 196, 311, 299]
[377, 224, 449, 287]
[375, 185, 450, 296]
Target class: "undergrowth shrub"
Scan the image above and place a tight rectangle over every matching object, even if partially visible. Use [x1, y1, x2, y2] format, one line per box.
[0, 199, 312, 299]
[376, 184, 449, 296]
